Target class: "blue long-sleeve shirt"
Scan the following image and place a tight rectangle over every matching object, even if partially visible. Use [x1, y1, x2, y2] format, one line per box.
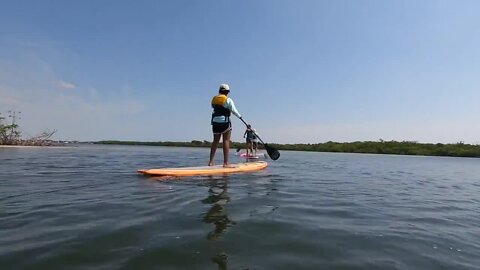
[211, 97, 242, 123]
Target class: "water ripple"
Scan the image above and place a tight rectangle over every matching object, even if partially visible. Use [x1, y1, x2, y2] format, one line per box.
[1, 146, 480, 269]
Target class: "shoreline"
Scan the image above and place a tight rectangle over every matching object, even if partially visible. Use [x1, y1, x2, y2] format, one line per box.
[0, 145, 75, 149]
[95, 140, 480, 158]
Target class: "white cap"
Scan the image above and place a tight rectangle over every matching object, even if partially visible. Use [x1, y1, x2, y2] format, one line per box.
[219, 83, 230, 91]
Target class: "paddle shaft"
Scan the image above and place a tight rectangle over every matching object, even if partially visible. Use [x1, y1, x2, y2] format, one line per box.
[239, 117, 267, 146]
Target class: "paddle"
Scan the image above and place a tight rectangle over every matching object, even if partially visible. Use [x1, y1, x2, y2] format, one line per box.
[239, 117, 280, 160]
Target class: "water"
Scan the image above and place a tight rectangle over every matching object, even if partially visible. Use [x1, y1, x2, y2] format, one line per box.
[1, 145, 479, 270]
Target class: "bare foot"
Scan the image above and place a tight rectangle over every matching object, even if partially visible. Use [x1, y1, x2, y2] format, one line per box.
[223, 164, 235, 168]
[208, 162, 214, 166]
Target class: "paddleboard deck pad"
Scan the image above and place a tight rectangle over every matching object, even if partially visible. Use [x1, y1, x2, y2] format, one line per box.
[138, 161, 268, 176]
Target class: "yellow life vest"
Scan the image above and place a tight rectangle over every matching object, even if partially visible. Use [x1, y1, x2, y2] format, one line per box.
[211, 94, 231, 123]
[211, 94, 228, 106]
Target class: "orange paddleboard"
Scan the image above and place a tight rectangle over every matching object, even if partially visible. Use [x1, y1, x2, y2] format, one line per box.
[138, 161, 268, 177]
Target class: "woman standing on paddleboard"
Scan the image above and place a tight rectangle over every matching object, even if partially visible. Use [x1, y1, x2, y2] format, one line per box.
[209, 84, 243, 166]
[244, 124, 257, 156]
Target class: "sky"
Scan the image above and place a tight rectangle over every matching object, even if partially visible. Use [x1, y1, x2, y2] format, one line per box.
[1, 0, 479, 144]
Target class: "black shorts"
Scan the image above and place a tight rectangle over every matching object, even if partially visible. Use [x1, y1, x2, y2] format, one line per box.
[212, 122, 232, 134]
[246, 138, 252, 143]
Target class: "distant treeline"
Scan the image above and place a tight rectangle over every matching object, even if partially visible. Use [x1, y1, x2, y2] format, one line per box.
[96, 140, 245, 149]
[95, 140, 480, 158]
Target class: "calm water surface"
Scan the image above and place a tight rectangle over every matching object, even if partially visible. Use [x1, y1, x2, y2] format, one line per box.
[1, 145, 479, 270]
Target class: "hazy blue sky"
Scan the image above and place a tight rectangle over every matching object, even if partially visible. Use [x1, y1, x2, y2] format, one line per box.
[1, 0, 479, 143]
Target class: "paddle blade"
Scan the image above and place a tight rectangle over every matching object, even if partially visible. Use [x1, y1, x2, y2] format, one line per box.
[264, 144, 280, 160]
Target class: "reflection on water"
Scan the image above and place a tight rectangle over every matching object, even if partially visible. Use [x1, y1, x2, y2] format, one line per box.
[202, 176, 234, 270]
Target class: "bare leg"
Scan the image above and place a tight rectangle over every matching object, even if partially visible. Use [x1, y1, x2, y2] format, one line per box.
[209, 133, 221, 166]
[248, 142, 254, 155]
[222, 130, 231, 166]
